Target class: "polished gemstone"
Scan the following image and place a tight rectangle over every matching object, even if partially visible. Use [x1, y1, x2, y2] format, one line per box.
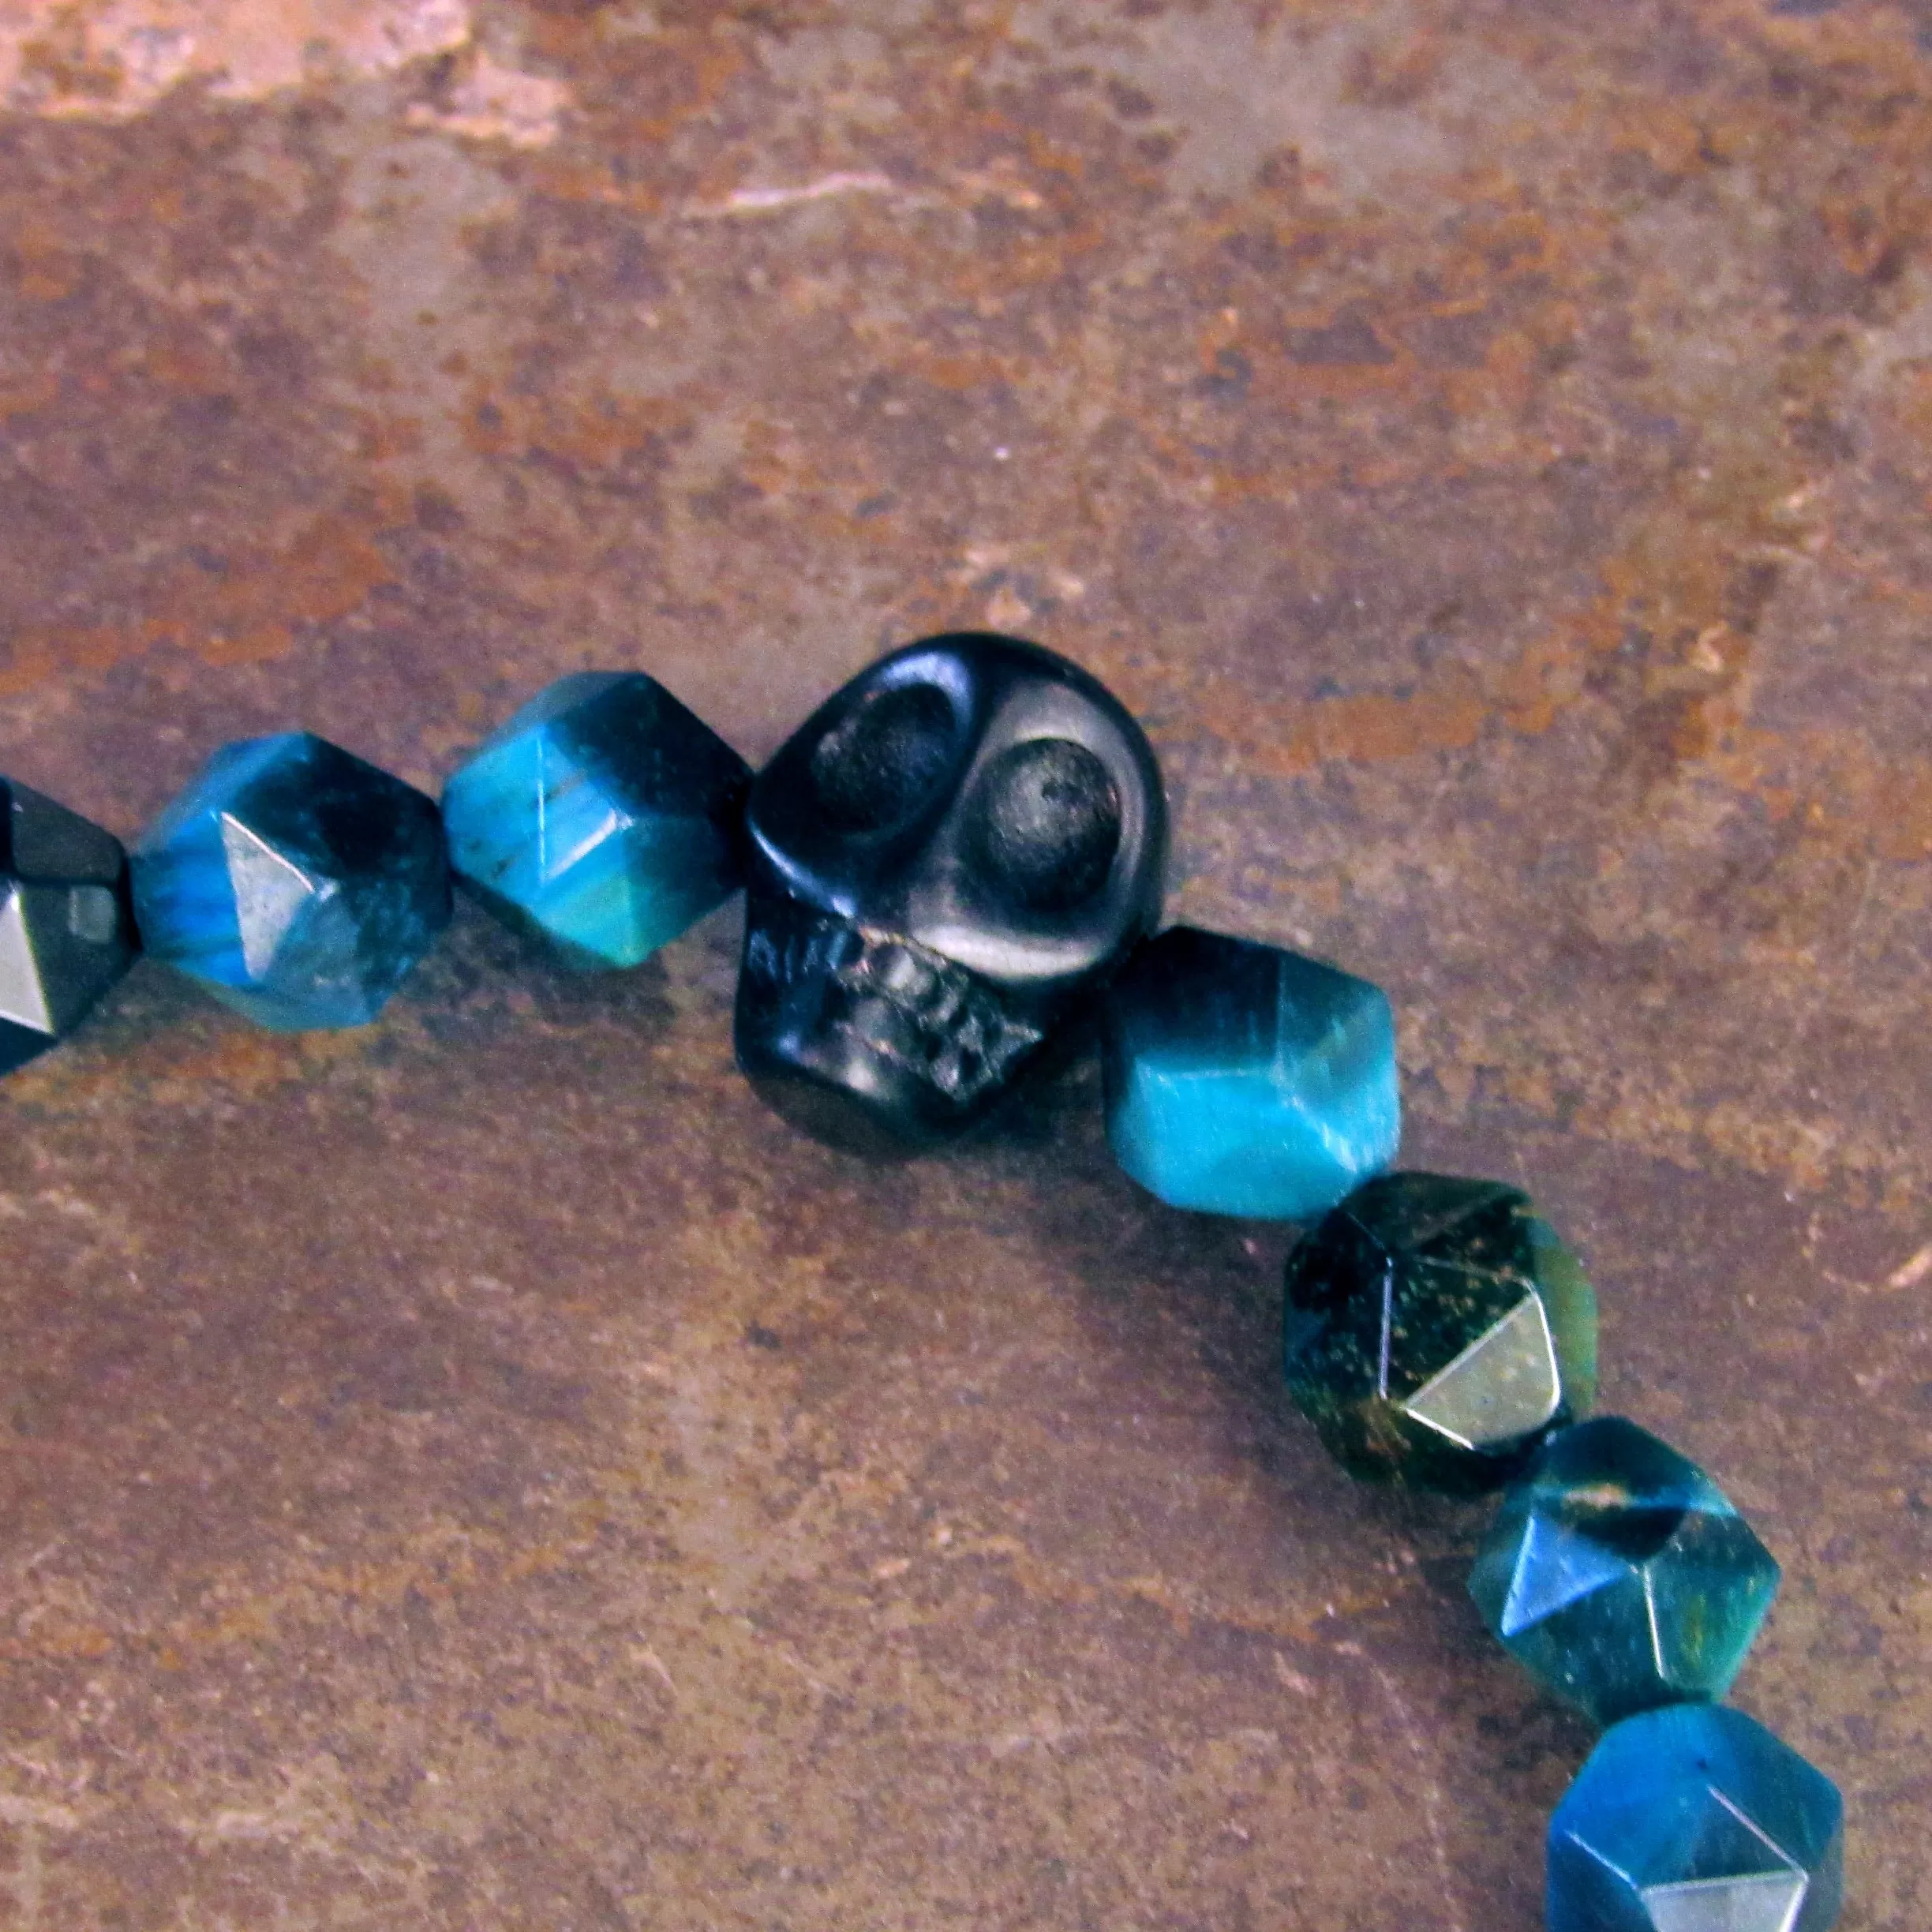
[0, 777, 138, 1074]
[1101, 925, 1398, 1219]
[1282, 1171, 1597, 1492]
[1470, 1416, 1780, 1724]
[1549, 1704, 1843, 1932]
[443, 672, 751, 969]
[131, 733, 450, 1030]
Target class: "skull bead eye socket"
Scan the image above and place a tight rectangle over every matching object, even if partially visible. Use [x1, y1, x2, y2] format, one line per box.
[808, 681, 959, 833]
[967, 738, 1121, 915]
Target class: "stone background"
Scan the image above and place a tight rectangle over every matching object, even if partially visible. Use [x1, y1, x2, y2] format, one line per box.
[0, 1, 1927, 1926]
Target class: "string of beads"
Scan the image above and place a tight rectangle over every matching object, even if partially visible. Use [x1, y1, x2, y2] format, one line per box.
[1, 632, 1845, 1931]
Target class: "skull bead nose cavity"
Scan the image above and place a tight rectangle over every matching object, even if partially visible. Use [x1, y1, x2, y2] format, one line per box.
[970, 739, 1121, 914]
[809, 681, 959, 833]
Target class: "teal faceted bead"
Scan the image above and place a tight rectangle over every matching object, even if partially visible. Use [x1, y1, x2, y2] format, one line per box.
[1470, 1416, 1780, 1725]
[1549, 1704, 1843, 1932]
[0, 777, 138, 1074]
[131, 733, 451, 1031]
[442, 672, 750, 970]
[1100, 925, 1399, 1219]
[1283, 1173, 1597, 1493]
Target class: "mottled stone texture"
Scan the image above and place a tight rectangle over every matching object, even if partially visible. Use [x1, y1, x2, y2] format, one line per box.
[0, 3, 1926, 1930]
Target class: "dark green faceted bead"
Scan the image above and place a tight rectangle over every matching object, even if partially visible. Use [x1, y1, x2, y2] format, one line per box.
[1282, 1171, 1597, 1493]
[1470, 1416, 1780, 1726]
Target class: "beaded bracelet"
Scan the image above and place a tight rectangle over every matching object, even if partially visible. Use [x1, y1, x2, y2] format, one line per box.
[1, 632, 1844, 1931]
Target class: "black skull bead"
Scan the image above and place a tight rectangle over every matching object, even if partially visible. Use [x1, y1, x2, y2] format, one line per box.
[734, 634, 1167, 1153]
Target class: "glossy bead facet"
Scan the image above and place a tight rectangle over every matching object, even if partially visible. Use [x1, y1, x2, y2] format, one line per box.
[443, 672, 751, 970]
[1100, 925, 1399, 1219]
[1282, 1172, 1597, 1493]
[1470, 1416, 1780, 1726]
[131, 733, 450, 1031]
[1549, 1704, 1843, 1932]
[0, 777, 138, 1074]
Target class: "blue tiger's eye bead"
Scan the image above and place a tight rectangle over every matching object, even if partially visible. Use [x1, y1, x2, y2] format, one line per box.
[1100, 926, 1399, 1219]
[131, 733, 450, 1032]
[1549, 1704, 1843, 1932]
[1470, 1417, 1780, 1726]
[0, 777, 138, 1074]
[441, 672, 750, 970]
[1283, 1172, 1597, 1493]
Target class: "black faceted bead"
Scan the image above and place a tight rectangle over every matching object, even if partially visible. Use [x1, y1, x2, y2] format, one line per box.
[736, 635, 1166, 1153]
[0, 777, 139, 1075]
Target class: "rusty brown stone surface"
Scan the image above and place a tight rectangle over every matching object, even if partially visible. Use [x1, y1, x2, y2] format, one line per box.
[0, 1, 1928, 1925]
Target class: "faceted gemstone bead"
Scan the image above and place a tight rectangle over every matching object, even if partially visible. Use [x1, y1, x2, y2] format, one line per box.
[131, 733, 450, 1031]
[0, 777, 139, 1075]
[443, 672, 751, 970]
[1282, 1172, 1597, 1493]
[1549, 1704, 1843, 1932]
[1101, 925, 1399, 1219]
[1470, 1416, 1780, 1726]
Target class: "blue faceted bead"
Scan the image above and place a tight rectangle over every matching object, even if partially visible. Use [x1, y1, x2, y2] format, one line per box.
[131, 733, 451, 1031]
[442, 672, 750, 970]
[1470, 1417, 1780, 1726]
[1101, 925, 1398, 1219]
[1549, 1704, 1843, 1932]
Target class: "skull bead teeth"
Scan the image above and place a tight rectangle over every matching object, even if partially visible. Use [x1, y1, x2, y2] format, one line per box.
[735, 634, 1167, 1153]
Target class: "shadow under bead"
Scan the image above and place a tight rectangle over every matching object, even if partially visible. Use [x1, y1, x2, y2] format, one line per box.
[1283, 1171, 1598, 1495]
[0, 777, 139, 1075]
[734, 634, 1166, 1155]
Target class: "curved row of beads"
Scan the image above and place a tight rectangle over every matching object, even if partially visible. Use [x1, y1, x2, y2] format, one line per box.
[1, 636, 1843, 1930]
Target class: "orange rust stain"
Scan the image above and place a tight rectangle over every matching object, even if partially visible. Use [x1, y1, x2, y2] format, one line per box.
[0, 500, 407, 697]
[160, 502, 403, 666]
[915, 353, 1022, 393]
[0, 367, 61, 419]
[1164, 676, 1489, 781]
[524, 156, 667, 218]
[7, 219, 83, 301]
[117, 339, 237, 395]
[3, 1017, 376, 1114]
[600, 28, 750, 150]
[351, 410, 426, 462]
[461, 380, 686, 470]
[15, 5, 124, 107]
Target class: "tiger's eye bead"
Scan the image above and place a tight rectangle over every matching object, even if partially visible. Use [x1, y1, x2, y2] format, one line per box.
[1549, 1704, 1842, 1932]
[1470, 1417, 1780, 1726]
[1283, 1172, 1597, 1493]
[0, 777, 138, 1074]
[442, 672, 751, 969]
[131, 733, 450, 1031]
[1101, 925, 1399, 1219]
